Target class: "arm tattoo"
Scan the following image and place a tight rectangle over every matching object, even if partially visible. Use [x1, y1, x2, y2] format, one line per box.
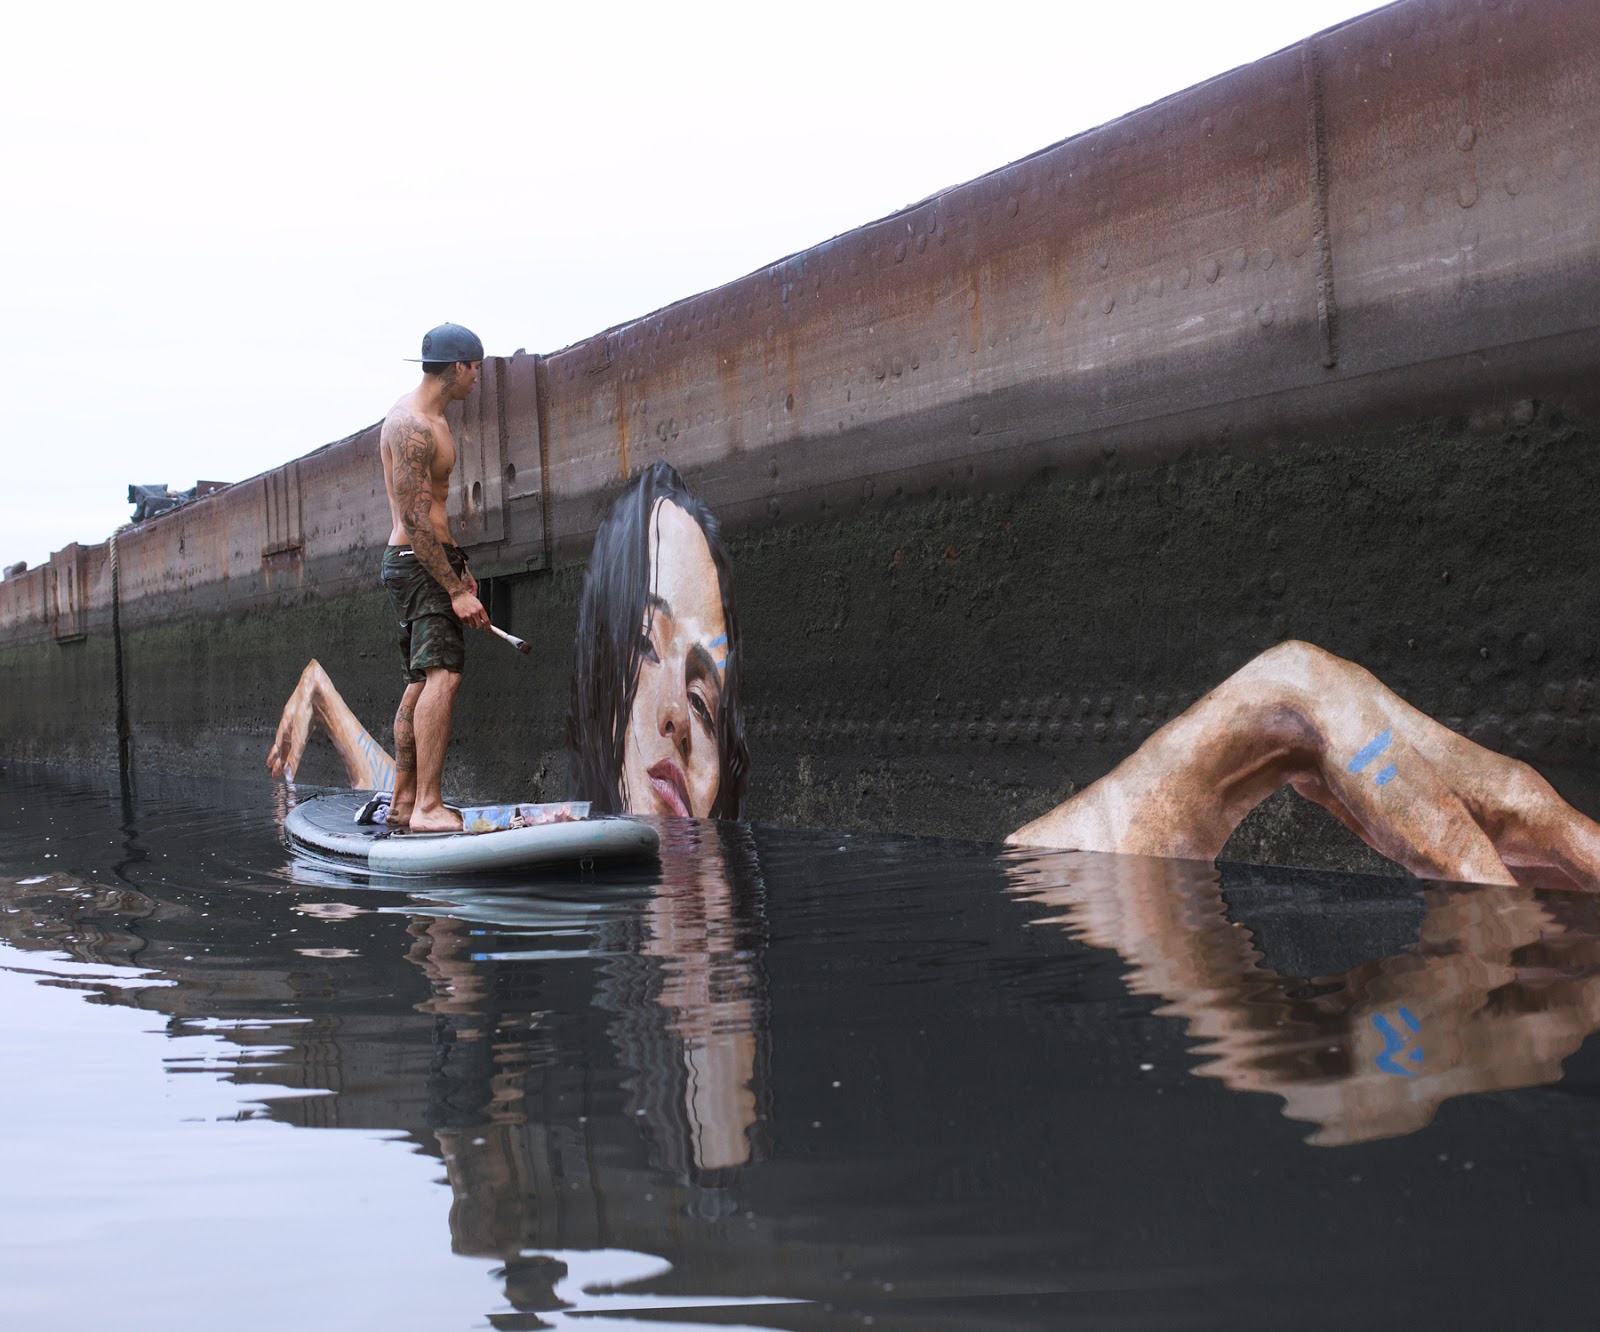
[384, 411, 463, 595]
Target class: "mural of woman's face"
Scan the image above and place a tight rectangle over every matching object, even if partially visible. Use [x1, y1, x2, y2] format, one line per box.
[621, 499, 728, 818]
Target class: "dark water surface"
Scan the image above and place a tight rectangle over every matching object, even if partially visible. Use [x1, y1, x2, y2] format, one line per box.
[4, 763, 1600, 1330]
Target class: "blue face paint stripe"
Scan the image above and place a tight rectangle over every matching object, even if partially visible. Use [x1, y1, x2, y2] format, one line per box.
[706, 634, 727, 649]
[1373, 1010, 1424, 1078]
[1348, 728, 1393, 774]
[1375, 763, 1398, 787]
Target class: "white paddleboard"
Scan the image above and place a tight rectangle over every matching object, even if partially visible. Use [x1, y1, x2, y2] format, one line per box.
[285, 791, 659, 876]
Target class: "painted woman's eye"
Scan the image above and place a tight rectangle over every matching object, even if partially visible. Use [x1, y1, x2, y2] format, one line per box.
[689, 689, 716, 732]
[638, 629, 660, 664]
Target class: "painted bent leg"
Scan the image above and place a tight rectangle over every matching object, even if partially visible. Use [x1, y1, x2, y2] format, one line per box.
[265, 659, 396, 792]
[409, 666, 463, 833]
[1009, 640, 1600, 888]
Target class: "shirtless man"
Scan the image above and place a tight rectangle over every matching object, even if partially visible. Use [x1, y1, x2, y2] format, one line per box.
[378, 323, 491, 832]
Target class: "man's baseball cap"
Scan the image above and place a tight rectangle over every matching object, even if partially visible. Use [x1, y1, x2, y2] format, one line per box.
[406, 323, 485, 363]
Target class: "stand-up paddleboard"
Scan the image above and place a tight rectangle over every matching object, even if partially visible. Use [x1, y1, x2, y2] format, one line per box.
[285, 791, 659, 876]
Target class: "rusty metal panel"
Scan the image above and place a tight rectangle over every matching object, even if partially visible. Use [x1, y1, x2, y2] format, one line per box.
[0, 565, 47, 642]
[263, 463, 303, 556]
[500, 350, 548, 569]
[535, 35, 1336, 551]
[449, 361, 506, 551]
[523, 0, 1600, 566]
[295, 426, 389, 563]
[261, 461, 305, 590]
[501, 352, 544, 499]
[1318, 0, 1600, 373]
[47, 544, 86, 642]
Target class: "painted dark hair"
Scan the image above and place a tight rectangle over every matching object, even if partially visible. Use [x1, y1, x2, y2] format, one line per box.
[567, 461, 749, 818]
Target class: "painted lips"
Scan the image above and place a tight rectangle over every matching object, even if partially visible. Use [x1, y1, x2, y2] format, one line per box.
[646, 758, 692, 817]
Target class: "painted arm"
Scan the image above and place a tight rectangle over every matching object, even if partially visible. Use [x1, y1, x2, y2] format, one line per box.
[383, 410, 488, 629]
[265, 659, 396, 791]
[1010, 640, 1600, 888]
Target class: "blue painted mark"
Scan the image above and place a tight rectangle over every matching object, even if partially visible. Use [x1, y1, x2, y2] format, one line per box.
[1375, 763, 1398, 787]
[706, 634, 727, 649]
[1348, 728, 1393, 775]
[1373, 1007, 1424, 1077]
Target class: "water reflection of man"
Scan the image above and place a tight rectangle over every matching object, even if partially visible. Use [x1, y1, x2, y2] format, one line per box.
[1005, 848, 1600, 1144]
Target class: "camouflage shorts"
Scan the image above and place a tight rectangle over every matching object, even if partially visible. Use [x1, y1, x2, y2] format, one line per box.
[380, 545, 467, 684]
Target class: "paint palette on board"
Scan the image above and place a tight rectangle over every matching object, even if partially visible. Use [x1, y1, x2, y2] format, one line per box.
[352, 792, 591, 833]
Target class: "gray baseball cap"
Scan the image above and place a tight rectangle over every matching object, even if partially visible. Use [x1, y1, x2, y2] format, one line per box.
[406, 323, 485, 363]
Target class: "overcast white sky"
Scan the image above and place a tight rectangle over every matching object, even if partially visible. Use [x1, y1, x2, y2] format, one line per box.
[2, 0, 1387, 571]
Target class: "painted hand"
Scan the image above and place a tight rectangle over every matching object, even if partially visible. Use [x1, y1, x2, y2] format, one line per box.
[1009, 640, 1600, 888]
[265, 659, 326, 782]
[1265, 643, 1600, 887]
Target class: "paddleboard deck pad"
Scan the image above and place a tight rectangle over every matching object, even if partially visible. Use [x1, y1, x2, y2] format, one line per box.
[286, 791, 659, 876]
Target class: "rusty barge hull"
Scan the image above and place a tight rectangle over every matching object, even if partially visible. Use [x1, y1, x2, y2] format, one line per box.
[4, 0, 1599, 867]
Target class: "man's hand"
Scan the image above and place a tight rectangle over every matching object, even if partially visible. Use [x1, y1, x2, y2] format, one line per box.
[452, 588, 489, 629]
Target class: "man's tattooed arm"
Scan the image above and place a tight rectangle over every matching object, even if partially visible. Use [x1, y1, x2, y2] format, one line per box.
[385, 411, 463, 594]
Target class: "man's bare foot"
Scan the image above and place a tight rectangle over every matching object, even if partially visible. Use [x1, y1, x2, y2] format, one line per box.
[409, 805, 463, 834]
[385, 804, 413, 828]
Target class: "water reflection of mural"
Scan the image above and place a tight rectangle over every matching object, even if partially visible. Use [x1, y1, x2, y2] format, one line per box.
[1004, 849, 1600, 1145]
[16, 830, 1600, 1161]
[268, 462, 1600, 887]
[9, 769, 1600, 1324]
[413, 820, 770, 1190]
